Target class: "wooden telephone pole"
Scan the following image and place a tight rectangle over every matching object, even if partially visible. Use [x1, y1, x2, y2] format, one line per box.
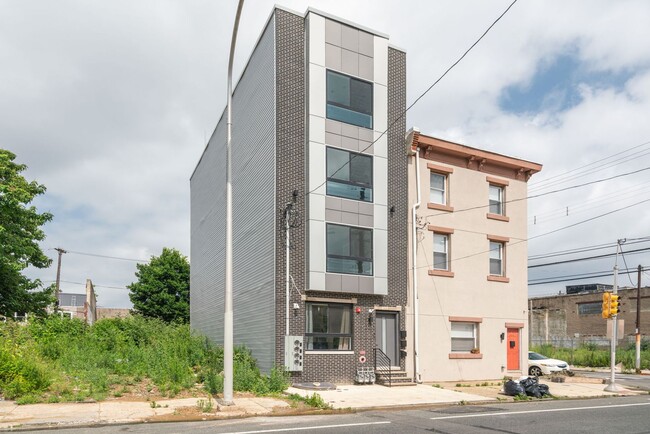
[54, 248, 67, 305]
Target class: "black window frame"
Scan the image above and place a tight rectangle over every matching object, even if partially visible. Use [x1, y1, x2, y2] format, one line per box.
[326, 223, 373, 276]
[326, 69, 374, 129]
[305, 302, 353, 351]
[326, 147, 373, 203]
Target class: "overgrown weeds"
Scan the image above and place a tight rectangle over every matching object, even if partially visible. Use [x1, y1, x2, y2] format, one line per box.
[0, 316, 289, 403]
[531, 342, 650, 370]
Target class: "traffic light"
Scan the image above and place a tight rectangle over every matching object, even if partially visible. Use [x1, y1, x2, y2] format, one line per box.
[610, 294, 620, 316]
[602, 292, 611, 319]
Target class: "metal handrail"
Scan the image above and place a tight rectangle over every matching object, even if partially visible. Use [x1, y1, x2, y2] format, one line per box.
[374, 347, 392, 387]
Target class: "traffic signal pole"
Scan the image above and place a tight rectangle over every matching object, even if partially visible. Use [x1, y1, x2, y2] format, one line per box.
[636, 265, 642, 374]
[604, 240, 624, 392]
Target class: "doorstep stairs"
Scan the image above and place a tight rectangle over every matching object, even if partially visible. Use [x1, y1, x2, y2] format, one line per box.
[375, 367, 416, 386]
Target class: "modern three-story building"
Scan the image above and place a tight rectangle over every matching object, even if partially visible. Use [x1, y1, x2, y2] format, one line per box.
[190, 6, 407, 384]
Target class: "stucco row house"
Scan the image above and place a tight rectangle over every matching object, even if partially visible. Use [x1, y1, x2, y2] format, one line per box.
[190, 6, 541, 384]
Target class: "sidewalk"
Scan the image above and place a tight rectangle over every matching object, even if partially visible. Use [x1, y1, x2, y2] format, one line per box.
[1, 378, 645, 431]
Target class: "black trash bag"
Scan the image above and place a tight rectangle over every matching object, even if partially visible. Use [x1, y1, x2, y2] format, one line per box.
[520, 377, 542, 398]
[538, 384, 550, 397]
[504, 380, 525, 396]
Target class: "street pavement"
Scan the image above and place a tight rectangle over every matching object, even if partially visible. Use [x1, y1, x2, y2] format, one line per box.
[10, 395, 650, 434]
[0, 377, 646, 431]
[573, 368, 650, 391]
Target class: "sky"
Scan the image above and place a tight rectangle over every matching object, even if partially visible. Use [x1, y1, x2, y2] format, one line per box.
[2, 0, 650, 308]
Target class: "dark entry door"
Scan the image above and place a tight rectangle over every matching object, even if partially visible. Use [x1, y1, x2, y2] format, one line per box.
[376, 312, 399, 367]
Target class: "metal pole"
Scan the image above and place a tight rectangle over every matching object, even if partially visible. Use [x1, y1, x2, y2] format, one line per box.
[605, 240, 623, 392]
[223, 0, 245, 406]
[285, 204, 291, 337]
[636, 265, 642, 374]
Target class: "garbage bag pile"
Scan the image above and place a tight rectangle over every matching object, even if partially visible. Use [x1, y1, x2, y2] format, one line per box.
[504, 377, 551, 398]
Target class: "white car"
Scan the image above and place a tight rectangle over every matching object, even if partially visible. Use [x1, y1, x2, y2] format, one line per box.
[528, 351, 571, 376]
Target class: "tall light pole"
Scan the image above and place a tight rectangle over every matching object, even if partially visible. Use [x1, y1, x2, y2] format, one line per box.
[604, 239, 624, 392]
[223, 0, 245, 406]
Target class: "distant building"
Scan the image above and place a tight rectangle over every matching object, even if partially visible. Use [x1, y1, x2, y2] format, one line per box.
[529, 286, 650, 346]
[96, 308, 131, 320]
[58, 279, 97, 325]
[565, 283, 613, 295]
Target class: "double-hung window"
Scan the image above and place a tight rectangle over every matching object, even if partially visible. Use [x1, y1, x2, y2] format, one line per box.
[489, 241, 504, 276]
[433, 233, 449, 271]
[326, 147, 373, 202]
[306, 302, 352, 351]
[450, 322, 478, 352]
[489, 184, 504, 215]
[326, 223, 373, 276]
[326, 70, 373, 129]
[430, 172, 447, 205]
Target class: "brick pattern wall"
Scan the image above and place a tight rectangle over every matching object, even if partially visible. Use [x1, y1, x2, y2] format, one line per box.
[274, 9, 307, 371]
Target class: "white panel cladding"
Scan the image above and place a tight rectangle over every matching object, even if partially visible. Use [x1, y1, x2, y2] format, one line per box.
[374, 276, 388, 295]
[309, 115, 325, 144]
[308, 13, 390, 296]
[374, 156, 388, 206]
[309, 271, 326, 291]
[373, 132, 388, 158]
[309, 63, 326, 118]
[309, 220, 326, 274]
[374, 204, 387, 230]
[190, 18, 276, 372]
[308, 141, 326, 195]
[373, 84, 388, 132]
[373, 36, 388, 86]
[374, 228, 388, 279]
[308, 13, 326, 67]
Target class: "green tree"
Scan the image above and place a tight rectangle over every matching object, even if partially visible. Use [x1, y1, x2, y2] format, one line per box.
[0, 149, 56, 316]
[128, 248, 190, 322]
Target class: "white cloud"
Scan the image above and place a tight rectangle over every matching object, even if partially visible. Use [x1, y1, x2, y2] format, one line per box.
[3, 0, 650, 307]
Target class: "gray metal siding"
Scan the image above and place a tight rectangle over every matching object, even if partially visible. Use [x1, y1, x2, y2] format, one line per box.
[190, 17, 276, 372]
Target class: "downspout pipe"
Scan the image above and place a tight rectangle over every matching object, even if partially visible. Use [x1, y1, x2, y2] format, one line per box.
[406, 128, 421, 383]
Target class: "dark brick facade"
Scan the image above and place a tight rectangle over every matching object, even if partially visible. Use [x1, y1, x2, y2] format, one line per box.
[274, 9, 306, 370]
[273, 10, 407, 384]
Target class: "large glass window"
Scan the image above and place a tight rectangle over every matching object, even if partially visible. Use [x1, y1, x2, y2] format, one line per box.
[326, 70, 373, 129]
[433, 233, 449, 270]
[326, 224, 373, 276]
[451, 322, 478, 352]
[430, 172, 447, 205]
[489, 185, 504, 215]
[489, 241, 504, 276]
[306, 303, 352, 350]
[578, 302, 602, 315]
[326, 147, 373, 202]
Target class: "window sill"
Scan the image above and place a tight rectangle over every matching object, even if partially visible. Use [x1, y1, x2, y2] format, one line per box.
[427, 203, 454, 212]
[486, 213, 510, 222]
[428, 269, 454, 278]
[305, 350, 355, 355]
[487, 275, 510, 283]
[449, 353, 483, 359]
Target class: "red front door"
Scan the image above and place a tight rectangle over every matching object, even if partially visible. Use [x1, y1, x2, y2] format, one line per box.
[506, 328, 520, 370]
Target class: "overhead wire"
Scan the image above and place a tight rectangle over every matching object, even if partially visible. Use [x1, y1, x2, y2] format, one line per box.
[528, 238, 649, 260]
[528, 247, 650, 269]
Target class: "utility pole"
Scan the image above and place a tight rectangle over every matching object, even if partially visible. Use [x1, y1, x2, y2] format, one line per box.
[636, 265, 642, 374]
[605, 240, 624, 392]
[54, 248, 67, 306]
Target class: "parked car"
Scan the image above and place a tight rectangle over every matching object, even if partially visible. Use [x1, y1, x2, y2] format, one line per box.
[528, 351, 571, 376]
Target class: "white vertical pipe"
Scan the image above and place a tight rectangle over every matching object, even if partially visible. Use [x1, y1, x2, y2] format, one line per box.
[411, 145, 421, 383]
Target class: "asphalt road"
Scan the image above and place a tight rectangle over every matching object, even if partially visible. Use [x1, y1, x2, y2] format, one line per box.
[24, 395, 650, 434]
[576, 370, 650, 391]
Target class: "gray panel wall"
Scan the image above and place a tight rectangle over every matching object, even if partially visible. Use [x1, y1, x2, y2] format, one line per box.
[190, 17, 276, 372]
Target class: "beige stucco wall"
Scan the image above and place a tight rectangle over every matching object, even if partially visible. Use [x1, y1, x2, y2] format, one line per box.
[405, 152, 531, 382]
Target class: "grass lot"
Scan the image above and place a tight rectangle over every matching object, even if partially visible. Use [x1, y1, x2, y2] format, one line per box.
[531, 342, 650, 370]
[0, 316, 288, 404]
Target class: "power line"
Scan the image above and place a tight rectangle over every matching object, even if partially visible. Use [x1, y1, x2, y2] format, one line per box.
[619, 245, 637, 287]
[528, 269, 642, 286]
[528, 238, 650, 260]
[44, 280, 129, 291]
[64, 250, 148, 263]
[529, 140, 650, 188]
[528, 246, 650, 269]
[305, 0, 519, 199]
[529, 268, 637, 283]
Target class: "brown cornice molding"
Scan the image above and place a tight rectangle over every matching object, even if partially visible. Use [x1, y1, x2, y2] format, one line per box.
[449, 316, 482, 323]
[427, 225, 454, 234]
[487, 234, 510, 242]
[427, 162, 454, 174]
[414, 134, 542, 182]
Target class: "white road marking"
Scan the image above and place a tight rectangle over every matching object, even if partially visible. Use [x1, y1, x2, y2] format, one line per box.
[223, 420, 391, 434]
[430, 401, 650, 421]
